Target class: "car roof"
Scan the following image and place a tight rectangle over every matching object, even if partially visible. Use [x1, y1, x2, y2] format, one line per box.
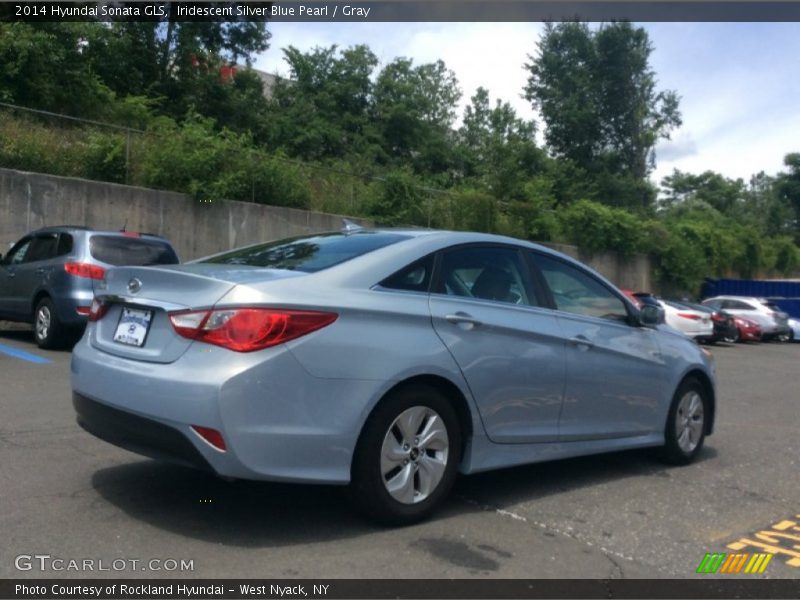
[706, 295, 765, 303]
[28, 226, 166, 240]
[279, 227, 631, 295]
[343, 228, 602, 269]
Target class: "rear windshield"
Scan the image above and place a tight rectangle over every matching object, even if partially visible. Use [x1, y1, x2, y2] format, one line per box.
[90, 235, 179, 266]
[201, 232, 410, 273]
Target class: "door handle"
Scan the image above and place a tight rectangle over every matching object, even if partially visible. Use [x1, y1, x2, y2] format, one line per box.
[568, 335, 594, 350]
[35, 268, 46, 275]
[445, 313, 483, 328]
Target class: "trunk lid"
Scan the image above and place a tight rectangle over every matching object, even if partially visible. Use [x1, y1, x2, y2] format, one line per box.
[90, 264, 304, 363]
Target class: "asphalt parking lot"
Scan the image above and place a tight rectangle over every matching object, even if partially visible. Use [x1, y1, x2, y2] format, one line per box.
[1, 323, 798, 580]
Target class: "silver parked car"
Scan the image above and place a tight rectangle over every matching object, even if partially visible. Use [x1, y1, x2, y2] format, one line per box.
[0, 226, 179, 348]
[71, 228, 716, 523]
[701, 296, 791, 341]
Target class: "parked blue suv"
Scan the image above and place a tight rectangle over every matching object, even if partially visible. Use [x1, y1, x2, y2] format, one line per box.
[0, 226, 179, 348]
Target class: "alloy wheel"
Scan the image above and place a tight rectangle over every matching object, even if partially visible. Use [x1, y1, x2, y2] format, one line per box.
[35, 305, 51, 342]
[380, 406, 449, 504]
[675, 390, 704, 454]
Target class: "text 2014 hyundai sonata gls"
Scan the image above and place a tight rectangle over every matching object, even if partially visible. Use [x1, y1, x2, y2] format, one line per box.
[72, 228, 716, 524]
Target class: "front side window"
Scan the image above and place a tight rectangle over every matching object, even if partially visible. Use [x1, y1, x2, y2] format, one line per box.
[202, 232, 409, 273]
[25, 233, 59, 263]
[436, 246, 538, 307]
[533, 253, 629, 323]
[4, 238, 32, 265]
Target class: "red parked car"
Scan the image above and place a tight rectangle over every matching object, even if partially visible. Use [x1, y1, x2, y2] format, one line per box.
[731, 316, 762, 342]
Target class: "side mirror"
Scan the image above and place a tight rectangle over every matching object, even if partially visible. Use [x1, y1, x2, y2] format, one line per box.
[640, 304, 665, 327]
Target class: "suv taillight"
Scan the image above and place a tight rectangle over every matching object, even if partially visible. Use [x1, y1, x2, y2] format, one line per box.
[65, 262, 105, 280]
[88, 298, 109, 322]
[168, 308, 338, 352]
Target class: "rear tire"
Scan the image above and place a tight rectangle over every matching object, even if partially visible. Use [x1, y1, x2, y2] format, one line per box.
[33, 297, 64, 349]
[661, 378, 708, 465]
[349, 384, 462, 525]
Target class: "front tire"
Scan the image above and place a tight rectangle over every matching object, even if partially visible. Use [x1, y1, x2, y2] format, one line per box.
[722, 328, 740, 344]
[33, 297, 64, 349]
[350, 384, 462, 525]
[661, 378, 707, 465]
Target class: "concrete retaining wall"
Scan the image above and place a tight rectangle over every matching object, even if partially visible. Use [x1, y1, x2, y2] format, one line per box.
[0, 168, 654, 290]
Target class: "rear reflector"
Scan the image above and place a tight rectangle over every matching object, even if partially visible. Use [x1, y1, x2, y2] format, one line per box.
[677, 312, 702, 321]
[191, 425, 226, 451]
[65, 262, 105, 280]
[169, 307, 338, 352]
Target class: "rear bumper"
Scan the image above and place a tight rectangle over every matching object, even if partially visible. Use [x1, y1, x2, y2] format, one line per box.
[53, 289, 93, 327]
[74, 392, 213, 472]
[70, 331, 385, 484]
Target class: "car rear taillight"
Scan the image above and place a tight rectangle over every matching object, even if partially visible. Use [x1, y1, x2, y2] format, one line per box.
[677, 312, 702, 321]
[168, 308, 338, 352]
[88, 298, 109, 322]
[711, 313, 724, 322]
[65, 262, 106, 280]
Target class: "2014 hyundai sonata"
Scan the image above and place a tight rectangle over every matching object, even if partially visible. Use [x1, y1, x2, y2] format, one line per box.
[71, 227, 716, 524]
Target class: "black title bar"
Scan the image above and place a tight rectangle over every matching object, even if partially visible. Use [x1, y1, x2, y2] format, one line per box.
[3, 1, 800, 22]
[3, 579, 800, 599]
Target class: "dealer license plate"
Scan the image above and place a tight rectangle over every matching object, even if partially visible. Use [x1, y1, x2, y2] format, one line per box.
[113, 307, 153, 347]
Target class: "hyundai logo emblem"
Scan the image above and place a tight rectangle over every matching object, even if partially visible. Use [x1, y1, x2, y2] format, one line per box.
[127, 278, 142, 294]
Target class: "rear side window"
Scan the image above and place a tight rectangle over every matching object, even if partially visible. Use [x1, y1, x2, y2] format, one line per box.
[56, 233, 73, 257]
[90, 235, 179, 266]
[725, 300, 755, 310]
[202, 232, 410, 273]
[435, 246, 539, 307]
[380, 255, 434, 293]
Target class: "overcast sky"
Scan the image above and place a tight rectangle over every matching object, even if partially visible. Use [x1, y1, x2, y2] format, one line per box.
[254, 22, 800, 187]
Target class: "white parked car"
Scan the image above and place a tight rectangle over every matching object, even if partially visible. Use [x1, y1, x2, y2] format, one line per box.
[701, 296, 791, 341]
[788, 318, 800, 342]
[659, 300, 714, 342]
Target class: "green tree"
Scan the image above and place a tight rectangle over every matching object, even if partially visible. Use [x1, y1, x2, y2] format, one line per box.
[559, 199, 643, 255]
[525, 22, 681, 209]
[660, 170, 745, 215]
[774, 153, 800, 243]
[267, 45, 379, 160]
[372, 57, 461, 174]
[458, 87, 545, 201]
[0, 23, 114, 118]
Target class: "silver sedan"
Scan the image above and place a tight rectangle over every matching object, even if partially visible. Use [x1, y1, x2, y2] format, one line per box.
[71, 227, 716, 524]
